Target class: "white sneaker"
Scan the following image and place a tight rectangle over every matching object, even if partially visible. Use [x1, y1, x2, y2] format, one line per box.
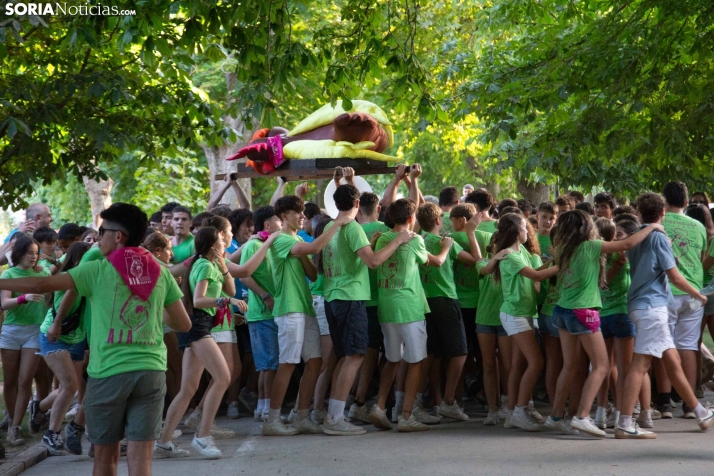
[637, 409, 653, 429]
[615, 423, 656, 439]
[697, 409, 714, 431]
[503, 410, 515, 429]
[498, 395, 509, 418]
[292, 416, 323, 434]
[311, 408, 327, 424]
[528, 401, 544, 424]
[191, 435, 222, 459]
[369, 406, 393, 431]
[412, 405, 441, 425]
[439, 401, 469, 421]
[262, 419, 299, 436]
[509, 407, 543, 432]
[544, 416, 580, 435]
[397, 414, 430, 432]
[570, 417, 606, 437]
[64, 403, 80, 421]
[594, 406, 608, 429]
[607, 409, 619, 429]
[483, 409, 500, 426]
[347, 404, 371, 424]
[172, 429, 182, 440]
[391, 406, 402, 423]
[210, 423, 234, 439]
[287, 408, 297, 423]
[323, 417, 366, 436]
[254, 410, 263, 422]
[154, 440, 190, 458]
[183, 409, 201, 430]
[227, 401, 241, 419]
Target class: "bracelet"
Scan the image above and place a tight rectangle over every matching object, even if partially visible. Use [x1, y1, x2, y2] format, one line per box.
[222, 270, 229, 276]
[17, 294, 27, 305]
[262, 293, 271, 302]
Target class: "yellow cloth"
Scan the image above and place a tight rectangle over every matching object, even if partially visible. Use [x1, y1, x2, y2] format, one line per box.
[287, 100, 394, 148]
[283, 140, 400, 162]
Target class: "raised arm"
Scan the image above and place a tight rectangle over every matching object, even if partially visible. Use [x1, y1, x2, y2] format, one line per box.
[408, 164, 424, 206]
[232, 180, 251, 210]
[0, 273, 75, 295]
[601, 224, 664, 254]
[207, 175, 233, 211]
[356, 230, 416, 269]
[226, 232, 280, 278]
[458, 213, 484, 264]
[381, 164, 407, 209]
[269, 177, 287, 207]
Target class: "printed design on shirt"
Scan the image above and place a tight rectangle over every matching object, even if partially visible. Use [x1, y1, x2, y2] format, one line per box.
[454, 261, 477, 287]
[379, 251, 406, 289]
[107, 284, 154, 345]
[127, 251, 151, 286]
[323, 242, 342, 278]
[562, 267, 576, 289]
[668, 225, 690, 263]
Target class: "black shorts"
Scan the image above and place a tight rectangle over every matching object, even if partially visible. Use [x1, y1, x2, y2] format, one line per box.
[366, 306, 384, 350]
[236, 323, 252, 353]
[426, 297, 468, 358]
[460, 307, 478, 355]
[325, 300, 369, 358]
[177, 309, 213, 350]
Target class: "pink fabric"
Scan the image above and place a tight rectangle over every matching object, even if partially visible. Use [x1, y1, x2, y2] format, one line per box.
[213, 298, 232, 328]
[265, 135, 285, 169]
[107, 247, 161, 301]
[17, 294, 27, 305]
[573, 308, 600, 333]
[257, 231, 271, 242]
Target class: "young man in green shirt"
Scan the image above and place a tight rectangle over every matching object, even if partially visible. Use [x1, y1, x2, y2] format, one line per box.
[0, 203, 191, 476]
[465, 188, 498, 234]
[416, 202, 482, 421]
[655, 181, 709, 418]
[239, 206, 282, 422]
[170, 206, 195, 264]
[349, 192, 392, 423]
[160, 202, 181, 237]
[263, 195, 352, 436]
[438, 186, 460, 235]
[322, 183, 415, 436]
[369, 198, 453, 432]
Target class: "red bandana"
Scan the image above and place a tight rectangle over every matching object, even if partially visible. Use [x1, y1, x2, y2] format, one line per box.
[107, 247, 161, 301]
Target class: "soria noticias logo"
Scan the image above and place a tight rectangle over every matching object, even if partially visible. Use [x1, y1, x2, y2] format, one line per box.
[4, 3, 137, 16]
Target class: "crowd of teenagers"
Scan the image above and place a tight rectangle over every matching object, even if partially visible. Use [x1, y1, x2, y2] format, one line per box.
[1, 165, 714, 475]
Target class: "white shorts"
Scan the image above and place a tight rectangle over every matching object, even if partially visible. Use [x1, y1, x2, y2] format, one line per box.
[0, 324, 40, 350]
[381, 321, 427, 364]
[312, 296, 330, 336]
[630, 307, 676, 358]
[499, 313, 534, 336]
[163, 325, 173, 335]
[274, 313, 322, 364]
[211, 330, 237, 344]
[667, 294, 703, 351]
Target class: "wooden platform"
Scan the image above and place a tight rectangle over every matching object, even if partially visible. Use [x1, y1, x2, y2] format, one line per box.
[215, 158, 396, 182]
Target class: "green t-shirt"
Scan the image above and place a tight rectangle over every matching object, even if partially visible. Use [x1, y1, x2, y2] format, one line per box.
[475, 260, 503, 326]
[478, 220, 498, 234]
[68, 259, 183, 379]
[171, 235, 195, 264]
[240, 238, 275, 323]
[663, 212, 707, 295]
[323, 221, 371, 302]
[537, 234, 552, 259]
[419, 232, 462, 299]
[38, 259, 54, 272]
[189, 257, 225, 318]
[600, 254, 630, 317]
[78, 246, 104, 339]
[1, 267, 50, 325]
[269, 233, 315, 317]
[706, 239, 714, 287]
[540, 279, 561, 317]
[310, 273, 324, 297]
[536, 234, 552, 306]
[451, 230, 492, 308]
[499, 245, 537, 317]
[40, 284, 85, 345]
[361, 221, 391, 308]
[557, 240, 604, 310]
[441, 212, 454, 235]
[376, 232, 430, 324]
[530, 253, 544, 318]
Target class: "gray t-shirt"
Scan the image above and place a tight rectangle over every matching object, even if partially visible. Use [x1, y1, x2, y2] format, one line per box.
[627, 229, 676, 312]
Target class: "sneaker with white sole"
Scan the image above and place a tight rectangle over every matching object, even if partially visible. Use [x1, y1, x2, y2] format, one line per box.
[594, 406, 608, 429]
[292, 416, 323, 434]
[503, 410, 515, 429]
[172, 429, 183, 440]
[397, 414, 430, 432]
[439, 401, 469, 421]
[509, 407, 543, 432]
[412, 406, 441, 425]
[498, 396, 508, 418]
[183, 409, 201, 430]
[528, 402, 544, 424]
[254, 410, 263, 422]
[369, 406, 393, 431]
[391, 406, 402, 423]
[682, 403, 696, 419]
[655, 403, 672, 419]
[607, 408, 619, 429]
[637, 409, 654, 429]
[287, 408, 297, 423]
[544, 416, 580, 435]
[633, 402, 641, 417]
[154, 440, 190, 458]
[483, 409, 500, 426]
[64, 403, 80, 422]
[227, 401, 241, 419]
[651, 408, 662, 420]
[42, 430, 67, 456]
[615, 423, 657, 439]
[211, 423, 234, 439]
[262, 419, 299, 436]
[311, 408, 327, 424]
[7, 426, 25, 446]
[697, 409, 714, 431]
[570, 417, 606, 437]
[191, 435, 221, 459]
[347, 404, 371, 424]
[323, 417, 366, 436]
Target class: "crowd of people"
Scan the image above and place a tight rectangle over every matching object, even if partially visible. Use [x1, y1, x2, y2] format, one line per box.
[0, 165, 714, 475]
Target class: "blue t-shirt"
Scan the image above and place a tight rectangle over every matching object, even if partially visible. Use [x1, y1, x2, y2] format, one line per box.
[627, 229, 677, 312]
[3, 228, 18, 243]
[227, 239, 248, 299]
[297, 229, 315, 243]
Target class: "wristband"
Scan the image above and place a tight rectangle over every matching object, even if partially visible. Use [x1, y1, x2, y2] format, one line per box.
[17, 294, 27, 305]
[262, 293, 271, 302]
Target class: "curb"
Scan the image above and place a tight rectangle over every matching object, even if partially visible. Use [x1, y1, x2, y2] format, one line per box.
[0, 444, 48, 476]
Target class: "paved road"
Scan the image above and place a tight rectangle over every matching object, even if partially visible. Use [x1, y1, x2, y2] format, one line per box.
[21, 398, 714, 476]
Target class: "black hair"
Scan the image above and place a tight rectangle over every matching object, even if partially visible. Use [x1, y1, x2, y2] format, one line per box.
[58, 242, 91, 273]
[333, 184, 360, 212]
[253, 206, 277, 233]
[568, 190, 585, 203]
[274, 195, 305, 219]
[612, 205, 636, 217]
[387, 199, 417, 225]
[99, 203, 148, 247]
[172, 206, 193, 219]
[192, 212, 214, 230]
[635, 192, 666, 224]
[616, 220, 640, 237]
[33, 226, 58, 244]
[686, 204, 714, 242]
[538, 202, 558, 216]
[227, 208, 254, 237]
[662, 181, 688, 208]
[438, 187, 460, 207]
[57, 223, 82, 241]
[304, 202, 321, 220]
[517, 199, 534, 215]
[150, 211, 163, 224]
[594, 192, 617, 210]
[690, 192, 711, 205]
[10, 235, 38, 268]
[465, 189, 495, 214]
[359, 192, 380, 216]
[613, 213, 640, 225]
[210, 205, 232, 218]
[181, 226, 222, 315]
[161, 202, 182, 214]
[575, 201, 595, 215]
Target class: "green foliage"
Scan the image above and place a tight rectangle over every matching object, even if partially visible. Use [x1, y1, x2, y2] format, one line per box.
[30, 175, 92, 226]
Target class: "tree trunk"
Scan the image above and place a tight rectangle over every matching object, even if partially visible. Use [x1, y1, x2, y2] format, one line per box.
[82, 176, 113, 228]
[517, 178, 552, 205]
[464, 155, 500, 198]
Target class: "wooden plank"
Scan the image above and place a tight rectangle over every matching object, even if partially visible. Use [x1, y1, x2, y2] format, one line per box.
[215, 158, 396, 181]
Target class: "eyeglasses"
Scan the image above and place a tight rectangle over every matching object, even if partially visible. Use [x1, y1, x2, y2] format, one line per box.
[98, 226, 124, 238]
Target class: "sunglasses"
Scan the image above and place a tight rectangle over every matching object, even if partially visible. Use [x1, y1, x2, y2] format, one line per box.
[98, 226, 124, 238]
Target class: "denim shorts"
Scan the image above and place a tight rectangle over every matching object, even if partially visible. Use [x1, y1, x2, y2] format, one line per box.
[38, 333, 87, 362]
[248, 319, 279, 371]
[177, 309, 214, 350]
[600, 313, 636, 339]
[537, 313, 560, 338]
[552, 305, 600, 335]
[476, 323, 507, 337]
